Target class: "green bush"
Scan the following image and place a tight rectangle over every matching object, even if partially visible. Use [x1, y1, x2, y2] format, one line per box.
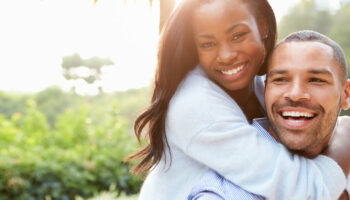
[0, 100, 141, 200]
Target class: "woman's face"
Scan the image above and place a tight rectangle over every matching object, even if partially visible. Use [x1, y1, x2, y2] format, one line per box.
[192, 0, 265, 91]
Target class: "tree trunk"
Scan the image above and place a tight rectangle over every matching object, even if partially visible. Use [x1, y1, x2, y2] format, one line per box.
[159, 0, 176, 33]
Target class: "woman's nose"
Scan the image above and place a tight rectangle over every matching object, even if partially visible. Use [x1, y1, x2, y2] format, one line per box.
[217, 44, 237, 64]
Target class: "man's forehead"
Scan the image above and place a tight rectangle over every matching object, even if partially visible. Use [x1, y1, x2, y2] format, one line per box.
[272, 41, 333, 59]
[268, 41, 335, 71]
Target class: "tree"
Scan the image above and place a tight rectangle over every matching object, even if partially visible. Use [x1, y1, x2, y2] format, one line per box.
[61, 53, 114, 94]
[95, 0, 176, 33]
[329, 3, 350, 70]
[35, 86, 77, 126]
[329, 3, 350, 116]
[278, 0, 333, 40]
[157, 0, 176, 33]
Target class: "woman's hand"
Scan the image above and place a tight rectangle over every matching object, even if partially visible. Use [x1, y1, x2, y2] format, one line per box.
[323, 116, 350, 176]
[338, 190, 349, 200]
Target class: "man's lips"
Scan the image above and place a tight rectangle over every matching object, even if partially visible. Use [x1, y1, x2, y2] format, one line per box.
[276, 107, 318, 129]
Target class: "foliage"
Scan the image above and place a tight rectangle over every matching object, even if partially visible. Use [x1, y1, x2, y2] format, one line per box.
[329, 3, 350, 69]
[0, 86, 151, 131]
[278, 0, 334, 40]
[87, 186, 138, 200]
[35, 86, 80, 127]
[0, 91, 30, 119]
[0, 100, 142, 200]
[61, 53, 114, 94]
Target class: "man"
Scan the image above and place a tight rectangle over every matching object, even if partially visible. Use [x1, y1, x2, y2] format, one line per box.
[188, 30, 350, 200]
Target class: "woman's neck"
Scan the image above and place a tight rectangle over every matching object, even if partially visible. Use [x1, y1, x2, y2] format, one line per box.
[225, 82, 264, 123]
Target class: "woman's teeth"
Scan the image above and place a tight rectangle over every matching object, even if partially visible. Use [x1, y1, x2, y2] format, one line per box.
[221, 64, 244, 75]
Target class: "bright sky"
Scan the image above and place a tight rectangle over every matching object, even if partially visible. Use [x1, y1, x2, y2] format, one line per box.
[0, 0, 342, 94]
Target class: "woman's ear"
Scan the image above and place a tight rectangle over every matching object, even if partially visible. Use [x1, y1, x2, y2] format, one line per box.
[258, 18, 268, 42]
[340, 80, 350, 110]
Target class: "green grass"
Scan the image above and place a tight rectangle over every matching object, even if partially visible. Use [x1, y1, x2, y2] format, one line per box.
[87, 192, 138, 200]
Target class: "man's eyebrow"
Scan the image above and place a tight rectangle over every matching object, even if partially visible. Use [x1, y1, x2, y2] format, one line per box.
[267, 69, 287, 76]
[308, 69, 333, 76]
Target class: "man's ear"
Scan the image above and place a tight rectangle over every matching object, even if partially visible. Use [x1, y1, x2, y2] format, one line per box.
[340, 79, 350, 110]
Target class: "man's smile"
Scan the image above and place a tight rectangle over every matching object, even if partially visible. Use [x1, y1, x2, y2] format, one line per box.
[275, 106, 319, 130]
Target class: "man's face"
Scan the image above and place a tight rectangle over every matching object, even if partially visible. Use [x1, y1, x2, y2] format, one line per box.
[265, 41, 350, 157]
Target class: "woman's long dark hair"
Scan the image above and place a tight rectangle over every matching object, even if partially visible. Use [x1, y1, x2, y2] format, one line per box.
[125, 0, 277, 175]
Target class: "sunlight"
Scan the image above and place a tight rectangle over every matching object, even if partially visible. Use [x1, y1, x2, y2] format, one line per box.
[0, 0, 342, 94]
[0, 0, 160, 94]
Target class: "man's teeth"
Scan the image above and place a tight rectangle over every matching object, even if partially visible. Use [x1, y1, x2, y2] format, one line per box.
[221, 65, 244, 75]
[282, 111, 314, 118]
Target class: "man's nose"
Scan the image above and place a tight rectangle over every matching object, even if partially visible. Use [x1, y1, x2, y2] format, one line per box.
[217, 44, 237, 64]
[283, 80, 311, 102]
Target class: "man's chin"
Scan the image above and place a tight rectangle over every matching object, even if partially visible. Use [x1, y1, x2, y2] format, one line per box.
[279, 133, 311, 151]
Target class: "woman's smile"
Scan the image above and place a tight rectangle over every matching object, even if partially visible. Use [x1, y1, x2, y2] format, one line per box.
[192, 0, 265, 92]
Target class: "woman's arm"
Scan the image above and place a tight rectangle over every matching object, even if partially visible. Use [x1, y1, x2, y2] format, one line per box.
[323, 116, 350, 176]
[168, 71, 348, 199]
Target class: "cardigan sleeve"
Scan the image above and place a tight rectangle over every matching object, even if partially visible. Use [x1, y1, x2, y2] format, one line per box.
[166, 72, 346, 200]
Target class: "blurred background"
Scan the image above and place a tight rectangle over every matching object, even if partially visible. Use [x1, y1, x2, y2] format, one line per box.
[0, 0, 349, 199]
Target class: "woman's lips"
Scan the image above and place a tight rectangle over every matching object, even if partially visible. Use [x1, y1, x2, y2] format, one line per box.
[220, 63, 246, 75]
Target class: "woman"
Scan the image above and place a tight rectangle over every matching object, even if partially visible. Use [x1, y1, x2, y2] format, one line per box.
[126, 0, 350, 199]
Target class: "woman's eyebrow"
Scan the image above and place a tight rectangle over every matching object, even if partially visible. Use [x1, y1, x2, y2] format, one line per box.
[197, 34, 214, 39]
[225, 23, 245, 34]
[196, 23, 245, 39]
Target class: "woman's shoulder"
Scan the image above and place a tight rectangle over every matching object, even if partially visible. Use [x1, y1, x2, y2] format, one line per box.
[166, 66, 247, 139]
[169, 66, 239, 117]
[171, 66, 234, 108]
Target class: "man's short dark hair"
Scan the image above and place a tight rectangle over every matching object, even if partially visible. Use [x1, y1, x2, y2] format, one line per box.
[273, 30, 348, 82]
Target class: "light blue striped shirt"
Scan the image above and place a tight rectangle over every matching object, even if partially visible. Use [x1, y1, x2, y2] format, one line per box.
[188, 118, 343, 200]
[187, 118, 279, 200]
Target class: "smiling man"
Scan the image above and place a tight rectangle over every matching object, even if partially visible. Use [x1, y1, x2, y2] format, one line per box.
[188, 30, 350, 200]
[265, 31, 350, 159]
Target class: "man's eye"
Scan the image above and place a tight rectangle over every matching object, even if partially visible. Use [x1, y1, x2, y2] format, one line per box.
[310, 78, 326, 83]
[232, 32, 247, 41]
[199, 42, 215, 49]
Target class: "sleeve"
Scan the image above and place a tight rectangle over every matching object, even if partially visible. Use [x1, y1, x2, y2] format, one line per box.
[347, 177, 350, 200]
[167, 78, 347, 200]
[188, 170, 264, 200]
[189, 192, 224, 200]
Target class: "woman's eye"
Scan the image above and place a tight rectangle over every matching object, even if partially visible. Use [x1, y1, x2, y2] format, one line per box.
[272, 77, 287, 82]
[232, 32, 247, 41]
[199, 42, 215, 49]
